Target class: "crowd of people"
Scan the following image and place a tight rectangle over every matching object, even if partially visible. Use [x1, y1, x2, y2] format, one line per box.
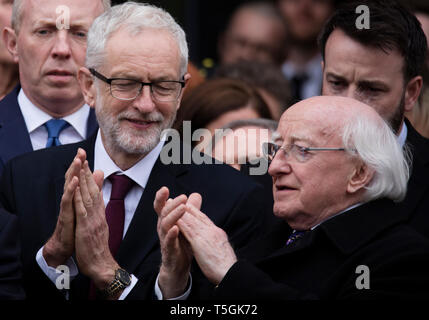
[0, 0, 428, 302]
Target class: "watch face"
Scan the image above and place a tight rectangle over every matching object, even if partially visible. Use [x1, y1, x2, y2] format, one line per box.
[116, 269, 131, 286]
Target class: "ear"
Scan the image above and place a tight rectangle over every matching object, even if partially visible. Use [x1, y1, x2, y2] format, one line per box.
[176, 72, 191, 111]
[347, 161, 374, 194]
[3, 27, 19, 63]
[403, 75, 423, 112]
[77, 67, 96, 108]
[321, 60, 325, 72]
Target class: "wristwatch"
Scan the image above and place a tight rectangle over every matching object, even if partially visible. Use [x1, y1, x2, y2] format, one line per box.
[101, 268, 131, 298]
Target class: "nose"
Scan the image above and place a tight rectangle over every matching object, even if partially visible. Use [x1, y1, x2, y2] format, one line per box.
[268, 149, 292, 178]
[132, 85, 156, 113]
[51, 31, 71, 59]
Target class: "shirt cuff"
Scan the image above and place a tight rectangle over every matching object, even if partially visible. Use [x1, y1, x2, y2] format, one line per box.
[154, 273, 192, 300]
[36, 246, 79, 286]
[118, 274, 138, 300]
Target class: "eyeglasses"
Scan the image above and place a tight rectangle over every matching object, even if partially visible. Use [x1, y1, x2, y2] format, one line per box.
[262, 142, 349, 163]
[89, 68, 185, 102]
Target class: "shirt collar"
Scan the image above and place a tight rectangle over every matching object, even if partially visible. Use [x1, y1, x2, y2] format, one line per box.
[310, 202, 364, 231]
[282, 54, 322, 79]
[18, 88, 89, 139]
[397, 121, 407, 148]
[94, 130, 164, 188]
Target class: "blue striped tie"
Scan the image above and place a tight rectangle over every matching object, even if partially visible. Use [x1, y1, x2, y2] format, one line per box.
[44, 119, 70, 148]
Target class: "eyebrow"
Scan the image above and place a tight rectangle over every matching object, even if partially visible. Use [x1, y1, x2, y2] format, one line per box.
[33, 19, 89, 30]
[288, 134, 314, 146]
[107, 72, 180, 82]
[326, 72, 388, 89]
[357, 80, 389, 90]
[325, 72, 345, 80]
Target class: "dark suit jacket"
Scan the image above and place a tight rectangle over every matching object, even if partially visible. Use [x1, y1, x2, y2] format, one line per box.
[0, 209, 25, 300]
[401, 119, 429, 239]
[0, 135, 272, 300]
[212, 198, 429, 300]
[0, 86, 98, 177]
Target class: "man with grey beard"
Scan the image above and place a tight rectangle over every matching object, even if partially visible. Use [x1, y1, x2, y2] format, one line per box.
[0, 2, 271, 300]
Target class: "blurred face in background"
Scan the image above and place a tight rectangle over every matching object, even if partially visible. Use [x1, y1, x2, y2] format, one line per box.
[278, 0, 333, 45]
[212, 126, 272, 170]
[0, 0, 13, 64]
[219, 8, 286, 65]
[416, 12, 429, 69]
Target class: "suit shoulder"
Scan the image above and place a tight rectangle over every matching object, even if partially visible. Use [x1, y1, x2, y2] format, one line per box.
[0, 210, 16, 232]
[4, 140, 89, 174]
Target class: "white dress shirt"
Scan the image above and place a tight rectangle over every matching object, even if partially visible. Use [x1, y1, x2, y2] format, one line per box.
[398, 121, 408, 148]
[36, 130, 165, 299]
[282, 54, 323, 100]
[18, 88, 89, 150]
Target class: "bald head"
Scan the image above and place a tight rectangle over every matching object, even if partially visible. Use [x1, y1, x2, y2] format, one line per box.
[280, 96, 383, 136]
[270, 96, 409, 229]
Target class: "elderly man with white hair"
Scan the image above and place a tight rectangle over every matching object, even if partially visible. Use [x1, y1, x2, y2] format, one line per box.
[156, 96, 429, 299]
[0, 2, 270, 300]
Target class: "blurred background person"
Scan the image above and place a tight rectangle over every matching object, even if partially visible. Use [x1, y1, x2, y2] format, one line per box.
[185, 61, 205, 93]
[0, 0, 18, 100]
[277, 0, 337, 102]
[211, 118, 279, 228]
[217, 1, 288, 67]
[211, 118, 278, 172]
[214, 60, 292, 120]
[174, 78, 272, 150]
[401, 0, 429, 138]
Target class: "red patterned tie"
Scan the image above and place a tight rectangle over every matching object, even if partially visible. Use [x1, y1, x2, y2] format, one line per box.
[105, 174, 135, 257]
[88, 174, 134, 299]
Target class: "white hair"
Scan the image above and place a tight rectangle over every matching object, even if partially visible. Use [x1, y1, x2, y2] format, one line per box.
[86, 1, 188, 76]
[11, 0, 111, 33]
[342, 115, 410, 202]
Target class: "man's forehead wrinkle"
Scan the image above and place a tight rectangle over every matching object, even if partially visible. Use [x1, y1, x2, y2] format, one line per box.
[282, 109, 345, 144]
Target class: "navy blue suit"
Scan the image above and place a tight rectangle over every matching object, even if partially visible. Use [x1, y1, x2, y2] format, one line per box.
[0, 86, 98, 177]
[0, 209, 25, 299]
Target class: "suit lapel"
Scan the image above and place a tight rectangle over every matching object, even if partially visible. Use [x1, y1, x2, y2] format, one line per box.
[86, 108, 98, 138]
[403, 120, 429, 216]
[116, 157, 190, 273]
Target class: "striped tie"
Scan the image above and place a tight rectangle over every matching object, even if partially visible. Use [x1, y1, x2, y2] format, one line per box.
[44, 119, 70, 147]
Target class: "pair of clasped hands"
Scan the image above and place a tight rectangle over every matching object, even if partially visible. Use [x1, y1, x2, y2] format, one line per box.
[43, 148, 121, 293]
[154, 188, 238, 299]
[44, 148, 237, 298]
